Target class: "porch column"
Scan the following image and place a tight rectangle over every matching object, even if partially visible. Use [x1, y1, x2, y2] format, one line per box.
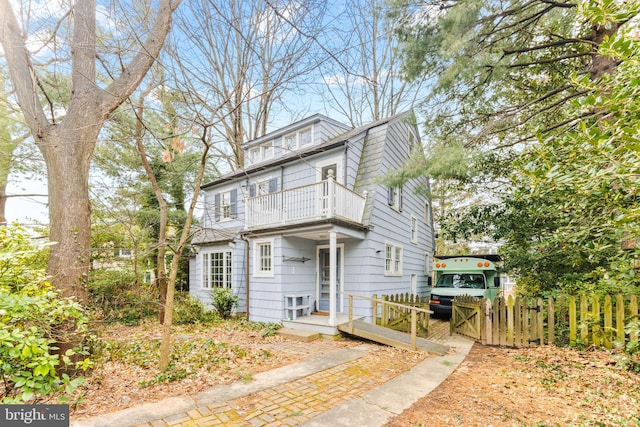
[329, 230, 337, 326]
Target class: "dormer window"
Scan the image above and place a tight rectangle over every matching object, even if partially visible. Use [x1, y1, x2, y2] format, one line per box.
[247, 141, 274, 165]
[214, 189, 237, 222]
[283, 126, 313, 151]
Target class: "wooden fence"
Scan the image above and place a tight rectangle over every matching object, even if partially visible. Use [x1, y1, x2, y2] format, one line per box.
[451, 294, 639, 348]
[374, 293, 430, 336]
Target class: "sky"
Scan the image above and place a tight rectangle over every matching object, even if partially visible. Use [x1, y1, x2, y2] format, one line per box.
[6, 175, 48, 225]
[2, 0, 427, 226]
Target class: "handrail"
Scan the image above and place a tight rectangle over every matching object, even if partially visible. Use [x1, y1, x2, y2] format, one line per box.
[341, 292, 433, 314]
[341, 292, 433, 350]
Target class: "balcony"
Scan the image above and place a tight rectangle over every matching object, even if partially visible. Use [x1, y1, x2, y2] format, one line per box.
[245, 178, 367, 230]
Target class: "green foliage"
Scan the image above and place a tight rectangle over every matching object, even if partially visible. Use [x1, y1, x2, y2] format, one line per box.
[210, 288, 239, 319]
[173, 292, 216, 325]
[259, 322, 282, 338]
[395, 0, 640, 295]
[88, 269, 157, 325]
[0, 225, 93, 403]
[617, 320, 640, 372]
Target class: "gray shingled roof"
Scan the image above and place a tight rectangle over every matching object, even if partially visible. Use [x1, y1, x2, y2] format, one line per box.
[353, 110, 414, 226]
[191, 226, 243, 245]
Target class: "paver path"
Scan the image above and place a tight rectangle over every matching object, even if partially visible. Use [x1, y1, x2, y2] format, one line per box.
[72, 320, 457, 427]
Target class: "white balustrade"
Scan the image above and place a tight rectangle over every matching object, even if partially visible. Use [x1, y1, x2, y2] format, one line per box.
[246, 178, 366, 229]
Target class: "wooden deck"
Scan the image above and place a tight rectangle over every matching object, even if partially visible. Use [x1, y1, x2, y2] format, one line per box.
[338, 320, 449, 356]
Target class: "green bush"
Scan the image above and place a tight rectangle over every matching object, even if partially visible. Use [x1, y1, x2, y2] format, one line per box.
[88, 269, 157, 324]
[0, 225, 93, 403]
[210, 288, 239, 319]
[173, 292, 215, 324]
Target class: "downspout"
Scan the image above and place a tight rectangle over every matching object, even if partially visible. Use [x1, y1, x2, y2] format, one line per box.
[343, 141, 348, 184]
[240, 234, 250, 320]
[280, 165, 284, 190]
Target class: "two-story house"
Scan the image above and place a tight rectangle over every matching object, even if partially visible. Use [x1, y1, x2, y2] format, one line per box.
[189, 110, 435, 334]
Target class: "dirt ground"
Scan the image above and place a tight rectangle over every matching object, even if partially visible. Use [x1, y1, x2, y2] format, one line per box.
[386, 343, 640, 427]
[66, 320, 640, 426]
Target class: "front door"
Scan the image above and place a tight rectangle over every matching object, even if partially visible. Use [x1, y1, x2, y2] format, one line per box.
[318, 247, 341, 312]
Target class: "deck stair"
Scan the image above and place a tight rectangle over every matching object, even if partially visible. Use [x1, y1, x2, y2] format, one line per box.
[338, 320, 449, 356]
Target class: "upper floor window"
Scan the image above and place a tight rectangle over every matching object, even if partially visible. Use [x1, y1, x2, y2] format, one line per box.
[249, 178, 278, 197]
[385, 242, 403, 276]
[425, 201, 432, 226]
[408, 130, 416, 152]
[248, 141, 274, 165]
[283, 126, 313, 151]
[321, 164, 337, 180]
[118, 248, 132, 258]
[388, 185, 403, 212]
[214, 189, 237, 222]
[411, 215, 418, 244]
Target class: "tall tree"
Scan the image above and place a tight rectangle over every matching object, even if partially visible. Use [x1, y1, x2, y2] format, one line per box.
[319, 0, 426, 126]
[168, 0, 324, 169]
[0, 0, 182, 301]
[393, 0, 640, 291]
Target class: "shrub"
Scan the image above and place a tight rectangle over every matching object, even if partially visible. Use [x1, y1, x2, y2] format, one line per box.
[210, 288, 239, 319]
[88, 269, 157, 324]
[0, 225, 93, 403]
[173, 292, 215, 324]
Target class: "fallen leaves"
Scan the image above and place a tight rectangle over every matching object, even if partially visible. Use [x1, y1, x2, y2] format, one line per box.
[386, 343, 640, 426]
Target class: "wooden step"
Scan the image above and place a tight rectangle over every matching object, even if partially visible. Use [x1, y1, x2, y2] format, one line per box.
[276, 327, 321, 342]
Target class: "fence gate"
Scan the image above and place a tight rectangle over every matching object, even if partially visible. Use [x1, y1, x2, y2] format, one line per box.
[450, 295, 484, 340]
[487, 296, 544, 347]
[451, 295, 544, 346]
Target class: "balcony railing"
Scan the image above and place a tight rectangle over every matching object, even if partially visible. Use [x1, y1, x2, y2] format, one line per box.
[246, 178, 367, 229]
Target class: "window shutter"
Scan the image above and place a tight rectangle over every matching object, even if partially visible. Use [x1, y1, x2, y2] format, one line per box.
[387, 187, 394, 206]
[249, 184, 256, 197]
[268, 178, 278, 193]
[399, 186, 404, 211]
[214, 193, 220, 222]
[230, 189, 237, 218]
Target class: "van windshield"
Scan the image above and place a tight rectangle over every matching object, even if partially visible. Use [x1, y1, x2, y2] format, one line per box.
[435, 273, 486, 289]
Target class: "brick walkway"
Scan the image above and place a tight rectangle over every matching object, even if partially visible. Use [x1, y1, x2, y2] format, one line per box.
[127, 320, 451, 427]
[72, 320, 457, 427]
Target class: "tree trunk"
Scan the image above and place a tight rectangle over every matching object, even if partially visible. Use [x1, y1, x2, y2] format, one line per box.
[0, 183, 7, 226]
[40, 125, 97, 303]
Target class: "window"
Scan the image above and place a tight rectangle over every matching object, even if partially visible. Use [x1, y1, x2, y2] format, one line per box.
[424, 252, 432, 275]
[249, 178, 278, 197]
[247, 142, 274, 165]
[257, 180, 270, 196]
[221, 191, 231, 219]
[408, 130, 416, 152]
[411, 215, 418, 244]
[214, 189, 237, 222]
[321, 164, 337, 180]
[284, 134, 297, 151]
[118, 248, 132, 258]
[300, 128, 312, 146]
[283, 126, 313, 151]
[254, 239, 274, 277]
[388, 186, 402, 211]
[425, 201, 432, 226]
[202, 251, 232, 289]
[249, 147, 260, 164]
[384, 242, 403, 276]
